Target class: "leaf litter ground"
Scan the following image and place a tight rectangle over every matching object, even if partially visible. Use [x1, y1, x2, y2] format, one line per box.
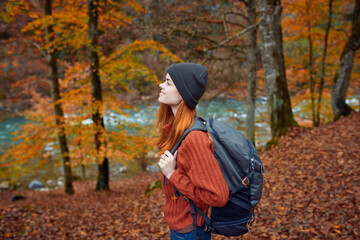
[1, 112, 359, 239]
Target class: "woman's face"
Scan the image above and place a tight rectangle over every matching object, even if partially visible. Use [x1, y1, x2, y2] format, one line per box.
[158, 73, 182, 107]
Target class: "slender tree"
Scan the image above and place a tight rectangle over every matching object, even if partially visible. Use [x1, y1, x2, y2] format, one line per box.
[259, 0, 297, 141]
[331, 0, 360, 121]
[87, 0, 109, 190]
[315, 0, 333, 126]
[44, 0, 74, 195]
[246, 0, 257, 146]
[305, 0, 316, 126]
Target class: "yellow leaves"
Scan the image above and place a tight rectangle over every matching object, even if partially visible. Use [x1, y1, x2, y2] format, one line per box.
[127, 0, 146, 13]
[0, 121, 56, 179]
[100, 40, 181, 92]
[21, 3, 89, 51]
[1, 0, 182, 184]
[5, 1, 16, 16]
[28, 11, 39, 19]
[38, 158, 47, 165]
[104, 40, 180, 65]
[282, 0, 356, 126]
[99, 10, 131, 29]
[0, 1, 33, 23]
[21, 17, 43, 33]
[291, 91, 333, 124]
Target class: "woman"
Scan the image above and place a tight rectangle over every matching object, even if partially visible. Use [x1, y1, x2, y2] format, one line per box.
[156, 63, 229, 240]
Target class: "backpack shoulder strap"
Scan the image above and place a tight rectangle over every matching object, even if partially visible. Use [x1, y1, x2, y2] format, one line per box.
[169, 116, 207, 155]
[163, 116, 207, 185]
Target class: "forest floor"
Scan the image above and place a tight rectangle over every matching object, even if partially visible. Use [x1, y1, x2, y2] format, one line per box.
[0, 112, 359, 239]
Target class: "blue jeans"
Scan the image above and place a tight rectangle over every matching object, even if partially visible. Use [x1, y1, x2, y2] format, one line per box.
[170, 225, 211, 240]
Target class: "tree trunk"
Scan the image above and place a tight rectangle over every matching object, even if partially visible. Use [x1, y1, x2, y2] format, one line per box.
[87, 0, 109, 191]
[306, 1, 316, 127]
[315, 0, 333, 126]
[81, 164, 86, 180]
[44, 0, 74, 195]
[246, 0, 257, 147]
[331, 0, 360, 121]
[259, 0, 297, 141]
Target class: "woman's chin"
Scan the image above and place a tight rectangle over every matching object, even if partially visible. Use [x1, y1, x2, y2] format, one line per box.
[158, 94, 167, 104]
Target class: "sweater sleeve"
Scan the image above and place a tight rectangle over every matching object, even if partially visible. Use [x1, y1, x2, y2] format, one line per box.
[168, 130, 229, 207]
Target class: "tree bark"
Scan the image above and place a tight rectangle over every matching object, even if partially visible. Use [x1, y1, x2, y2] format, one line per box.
[246, 0, 257, 147]
[315, 0, 333, 126]
[306, 1, 316, 127]
[259, 0, 297, 141]
[81, 164, 86, 180]
[87, 0, 109, 191]
[331, 0, 360, 121]
[44, 0, 74, 195]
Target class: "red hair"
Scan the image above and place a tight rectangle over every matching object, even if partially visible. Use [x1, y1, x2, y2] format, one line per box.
[156, 102, 195, 154]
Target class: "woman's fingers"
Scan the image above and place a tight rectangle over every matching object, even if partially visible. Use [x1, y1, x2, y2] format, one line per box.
[158, 150, 177, 179]
[164, 150, 171, 157]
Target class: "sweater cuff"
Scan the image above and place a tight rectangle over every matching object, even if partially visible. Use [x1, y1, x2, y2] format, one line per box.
[168, 169, 182, 186]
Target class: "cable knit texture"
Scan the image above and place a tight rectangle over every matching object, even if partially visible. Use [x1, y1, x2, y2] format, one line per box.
[162, 123, 229, 231]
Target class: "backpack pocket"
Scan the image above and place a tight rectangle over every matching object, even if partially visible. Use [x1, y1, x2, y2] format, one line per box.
[209, 188, 253, 236]
[210, 211, 254, 236]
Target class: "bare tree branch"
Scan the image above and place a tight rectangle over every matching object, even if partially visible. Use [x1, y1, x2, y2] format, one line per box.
[29, 0, 41, 10]
[23, 40, 47, 58]
[204, 17, 263, 52]
[222, 14, 229, 38]
[224, 11, 249, 21]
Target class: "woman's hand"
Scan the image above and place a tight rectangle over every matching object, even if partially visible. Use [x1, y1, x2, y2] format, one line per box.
[158, 150, 178, 179]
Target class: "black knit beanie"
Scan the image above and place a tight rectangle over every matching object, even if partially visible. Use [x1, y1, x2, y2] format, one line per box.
[167, 63, 208, 109]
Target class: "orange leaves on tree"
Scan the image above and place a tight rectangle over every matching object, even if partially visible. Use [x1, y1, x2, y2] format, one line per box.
[282, 0, 357, 123]
[1, 0, 179, 184]
[127, 0, 146, 13]
[0, 0, 35, 23]
[101, 40, 181, 90]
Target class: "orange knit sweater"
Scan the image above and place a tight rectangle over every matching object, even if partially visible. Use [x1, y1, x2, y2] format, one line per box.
[162, 123, 229, 231]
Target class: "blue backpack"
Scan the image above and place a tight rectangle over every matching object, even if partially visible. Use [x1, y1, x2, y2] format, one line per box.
[165, 116, 264, 236]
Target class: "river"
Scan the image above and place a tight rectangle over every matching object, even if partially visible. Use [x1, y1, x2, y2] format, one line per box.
[0, 98, 272, 150]
[0, 98, 272, 190]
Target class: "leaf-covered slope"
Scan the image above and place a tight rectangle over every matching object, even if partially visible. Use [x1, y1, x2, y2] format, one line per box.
[256, 111, 360, 239]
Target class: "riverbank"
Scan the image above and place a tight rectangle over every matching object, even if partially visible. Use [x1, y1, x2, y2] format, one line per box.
[0, 112, 359, 239]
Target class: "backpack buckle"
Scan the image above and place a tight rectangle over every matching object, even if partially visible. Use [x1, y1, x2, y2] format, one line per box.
[183, 196, 189, 202]
[242, 177, 250, 186]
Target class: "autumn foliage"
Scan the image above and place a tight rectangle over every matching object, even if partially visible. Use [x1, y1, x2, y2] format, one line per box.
[0, 0, 180, 180]
[283, 0, 360, 124]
